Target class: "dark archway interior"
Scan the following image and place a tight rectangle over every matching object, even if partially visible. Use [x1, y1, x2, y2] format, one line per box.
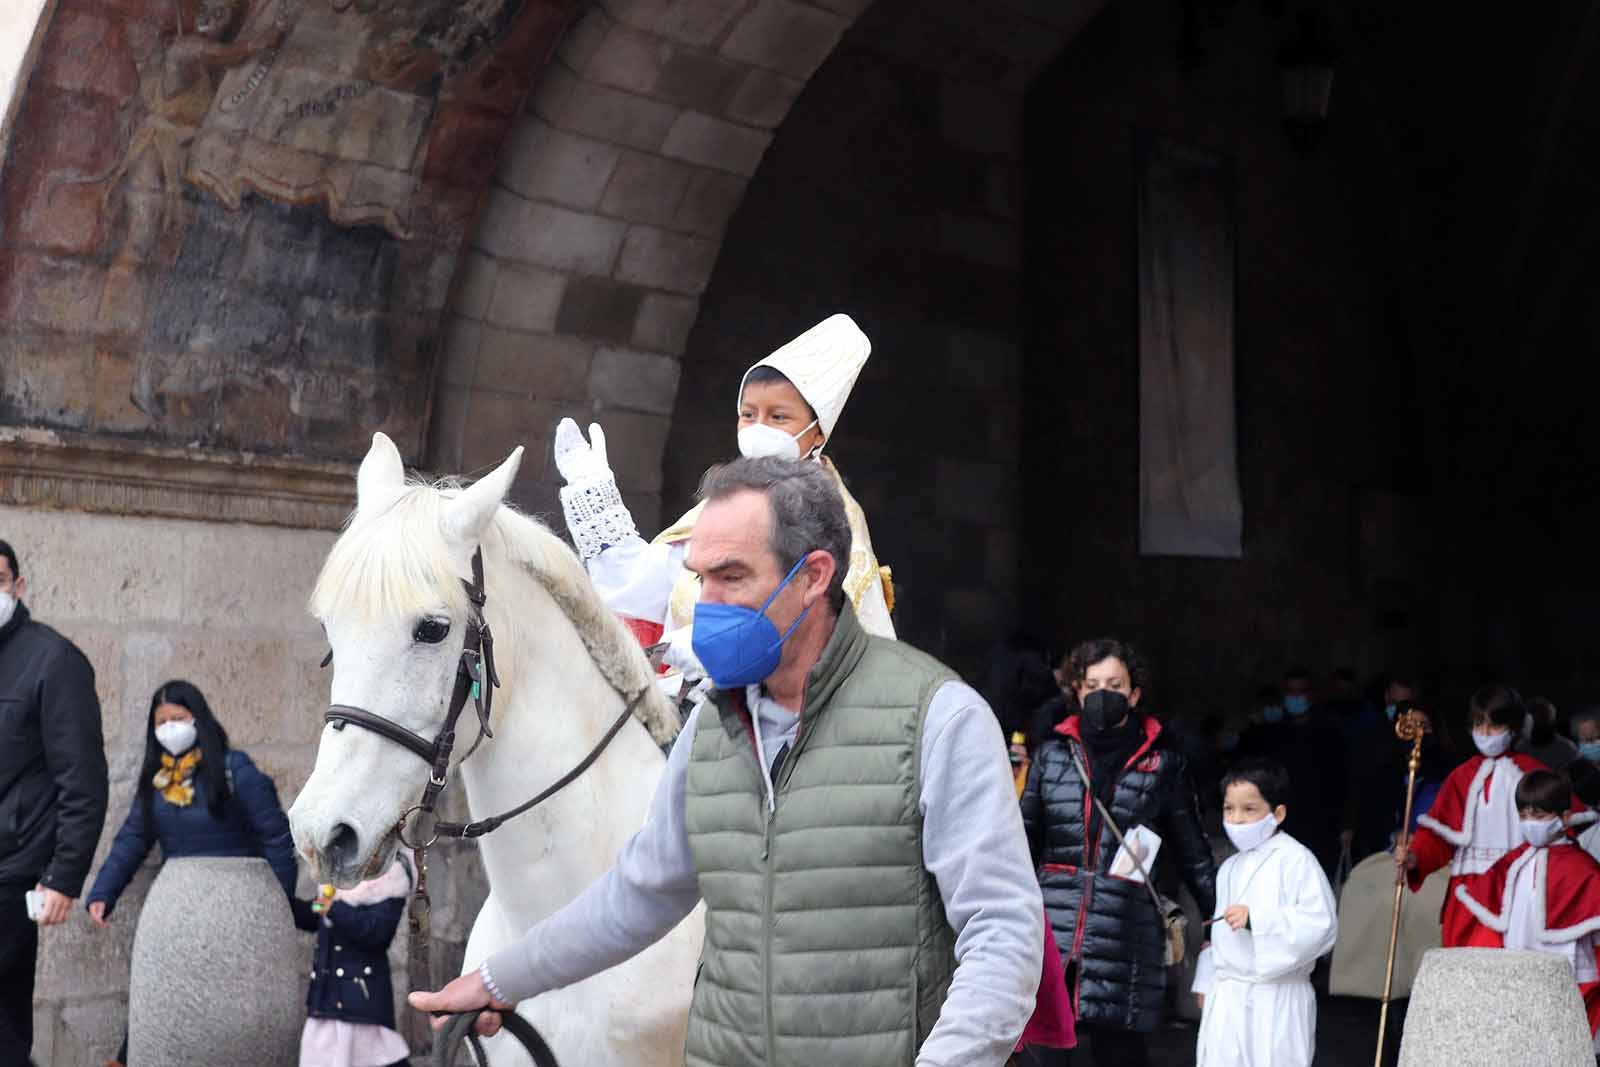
[1024, 0, 1600, 723]
[674, 0, 1600, 724]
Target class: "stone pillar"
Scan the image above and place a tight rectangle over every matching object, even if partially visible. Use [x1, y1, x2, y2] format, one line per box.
[1397, 948, 1593, 1066]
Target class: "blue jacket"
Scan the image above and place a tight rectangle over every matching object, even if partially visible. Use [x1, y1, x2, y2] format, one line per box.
[87, 749, 297, 914]
[293, 894, 405, 1028]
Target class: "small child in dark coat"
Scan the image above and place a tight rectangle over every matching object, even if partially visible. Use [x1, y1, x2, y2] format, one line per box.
[293, 854, 413, 1067]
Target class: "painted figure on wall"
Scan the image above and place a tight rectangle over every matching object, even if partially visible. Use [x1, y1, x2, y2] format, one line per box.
[56, 0, 286, 240]
[186, 0, 529, 240]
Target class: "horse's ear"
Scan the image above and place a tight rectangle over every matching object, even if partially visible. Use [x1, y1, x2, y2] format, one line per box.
[442, 446, 524, 547]
[357, 432, 406, 512]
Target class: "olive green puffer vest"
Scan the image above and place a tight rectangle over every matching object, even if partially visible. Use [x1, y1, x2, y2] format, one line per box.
[682, 605, 959, 1067]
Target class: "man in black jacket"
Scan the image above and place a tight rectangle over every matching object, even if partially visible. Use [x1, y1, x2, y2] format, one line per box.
[0, 539, 108, 1062]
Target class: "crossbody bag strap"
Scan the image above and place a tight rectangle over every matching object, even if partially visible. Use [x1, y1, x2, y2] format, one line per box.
[1068, 744, 1170, 919]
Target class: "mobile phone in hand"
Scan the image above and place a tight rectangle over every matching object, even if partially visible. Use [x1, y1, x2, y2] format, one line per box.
[24, 890, 44, 922]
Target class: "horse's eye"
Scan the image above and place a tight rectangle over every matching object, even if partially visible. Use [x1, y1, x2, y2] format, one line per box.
[413, 618, 450, 644]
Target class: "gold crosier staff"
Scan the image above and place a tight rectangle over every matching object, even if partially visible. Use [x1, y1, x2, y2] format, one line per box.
[1376, 708, 1431, 1067]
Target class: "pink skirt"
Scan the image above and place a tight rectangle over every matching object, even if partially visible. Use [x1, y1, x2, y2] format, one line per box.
[299, 1018, 410, 1067]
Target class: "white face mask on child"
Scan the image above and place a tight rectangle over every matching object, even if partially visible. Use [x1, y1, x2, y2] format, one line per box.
[1520, 817, 1565, 847]
[737, 420, 819, 461]
[1223, 812, 1280, 853]
[1472, 730, 1513, 758]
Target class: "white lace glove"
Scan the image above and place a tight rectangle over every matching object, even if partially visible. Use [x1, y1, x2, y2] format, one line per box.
[555, 418, 638, 560]
[555, 418, 613, 486]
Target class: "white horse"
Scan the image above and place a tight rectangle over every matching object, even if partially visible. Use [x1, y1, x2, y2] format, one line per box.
[288, 433, 704, 1065]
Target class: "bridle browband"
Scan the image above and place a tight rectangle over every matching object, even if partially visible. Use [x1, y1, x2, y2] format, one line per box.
[321, 547, 648, 846]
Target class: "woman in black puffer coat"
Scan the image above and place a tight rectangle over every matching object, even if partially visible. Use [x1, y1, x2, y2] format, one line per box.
[1020, 639, 1216, 1066]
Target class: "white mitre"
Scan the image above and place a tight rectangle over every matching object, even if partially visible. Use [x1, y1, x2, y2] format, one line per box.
[737, 313, 870, 441]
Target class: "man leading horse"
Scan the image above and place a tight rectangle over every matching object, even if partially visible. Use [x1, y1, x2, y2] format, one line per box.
[411, 456, 1044, 1066]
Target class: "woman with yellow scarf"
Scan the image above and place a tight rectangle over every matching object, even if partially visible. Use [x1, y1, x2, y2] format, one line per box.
[556, 313, 895, 689]
[85, 680, 305, 1065]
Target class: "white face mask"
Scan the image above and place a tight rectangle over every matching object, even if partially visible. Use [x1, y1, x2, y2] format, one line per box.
[155, 720, 198, 756]
[1520, 816, 1565, 847]
[1472, 730, 1513, 758]
[0, 592, 15, 629]
[737, 420, 819, 461]
[1223, 812, 1280, 853]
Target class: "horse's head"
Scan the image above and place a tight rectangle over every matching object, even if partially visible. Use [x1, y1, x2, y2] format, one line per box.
[289, 432, 522, 885]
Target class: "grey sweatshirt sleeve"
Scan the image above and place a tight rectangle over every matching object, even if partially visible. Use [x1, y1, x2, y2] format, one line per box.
[916, 680, 1044, 1067]
[481, 681, 1045, 1061]
[481, 706, 704, 1002]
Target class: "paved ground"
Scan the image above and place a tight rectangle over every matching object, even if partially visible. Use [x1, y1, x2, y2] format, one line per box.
[1143, 994, 1408, 1066]
[1019, 993, 1410, 1065]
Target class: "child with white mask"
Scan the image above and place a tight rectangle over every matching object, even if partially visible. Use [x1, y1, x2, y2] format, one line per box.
[1454, 770, 1600, 1037]
[1192, 758, 1337, 1067]
[1395, 685, 1575, 948]
[552, 314, 896, 694]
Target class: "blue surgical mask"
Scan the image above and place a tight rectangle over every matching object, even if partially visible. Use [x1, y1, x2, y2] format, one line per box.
[1580, 741, 1600, 763]
[1284, 694, 1311, 717]
[1261, 705, 1284, 724]
[691, 558, 812, 690]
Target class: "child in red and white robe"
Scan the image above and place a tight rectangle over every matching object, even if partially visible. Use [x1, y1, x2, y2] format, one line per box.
[1454, 769, 1600, 1036]
[1397, 686, 1554, 947]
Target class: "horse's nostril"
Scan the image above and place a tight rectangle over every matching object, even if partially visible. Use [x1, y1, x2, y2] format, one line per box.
[326, 823, 359, 869]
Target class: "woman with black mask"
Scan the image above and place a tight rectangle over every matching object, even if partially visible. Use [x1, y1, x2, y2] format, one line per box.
[1020, 639, 1217, 1066]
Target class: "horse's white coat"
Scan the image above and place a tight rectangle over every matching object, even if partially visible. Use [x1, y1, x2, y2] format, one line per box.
[289, 433, 703, 1065]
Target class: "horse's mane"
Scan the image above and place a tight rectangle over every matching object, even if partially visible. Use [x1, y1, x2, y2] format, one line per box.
[308, 480, 680, 747]
[485, 506, 680, 746]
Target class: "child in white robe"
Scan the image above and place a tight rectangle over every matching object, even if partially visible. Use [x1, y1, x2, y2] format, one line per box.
[1193, 757, 1338, 1067]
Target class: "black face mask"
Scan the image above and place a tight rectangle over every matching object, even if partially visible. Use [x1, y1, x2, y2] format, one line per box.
[1081, 689, 1131, 733]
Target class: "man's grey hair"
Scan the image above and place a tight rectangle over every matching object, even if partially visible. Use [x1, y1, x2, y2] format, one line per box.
[696, 457, 852, 611]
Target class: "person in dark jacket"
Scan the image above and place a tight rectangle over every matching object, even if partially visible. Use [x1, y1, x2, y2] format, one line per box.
[975, 631, 1062, 746]
[0, 538, 109, 1064]
[87, 680, 298, 919]
[291, 854, 412, 1067]
[1020, 638, 1217, 1066]
[86, 680, 299, 1067]
[1238, 668, 1348, 878]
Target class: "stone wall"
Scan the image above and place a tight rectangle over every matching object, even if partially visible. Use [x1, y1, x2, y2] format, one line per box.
[659, 0, 1105, 674]
[428, 0, 1093, 553]
[0, 0, 574, 464]
[6, 504, 486, 1066]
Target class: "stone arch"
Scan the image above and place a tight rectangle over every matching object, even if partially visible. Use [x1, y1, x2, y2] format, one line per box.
[428, 0, 1101, 532]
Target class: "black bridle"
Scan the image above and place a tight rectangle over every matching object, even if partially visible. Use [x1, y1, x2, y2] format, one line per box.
[321, 547, 647, 846]
[324, 547, 501, 846]
[318, 546, 648, 1060]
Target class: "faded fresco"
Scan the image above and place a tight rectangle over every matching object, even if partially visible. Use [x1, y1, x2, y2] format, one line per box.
[1, 0, 572, 460]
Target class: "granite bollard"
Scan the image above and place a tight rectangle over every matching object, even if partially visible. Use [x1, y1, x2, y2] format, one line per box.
[127, 856, 303, 1067]
[1398, 948, 1593, 1067]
